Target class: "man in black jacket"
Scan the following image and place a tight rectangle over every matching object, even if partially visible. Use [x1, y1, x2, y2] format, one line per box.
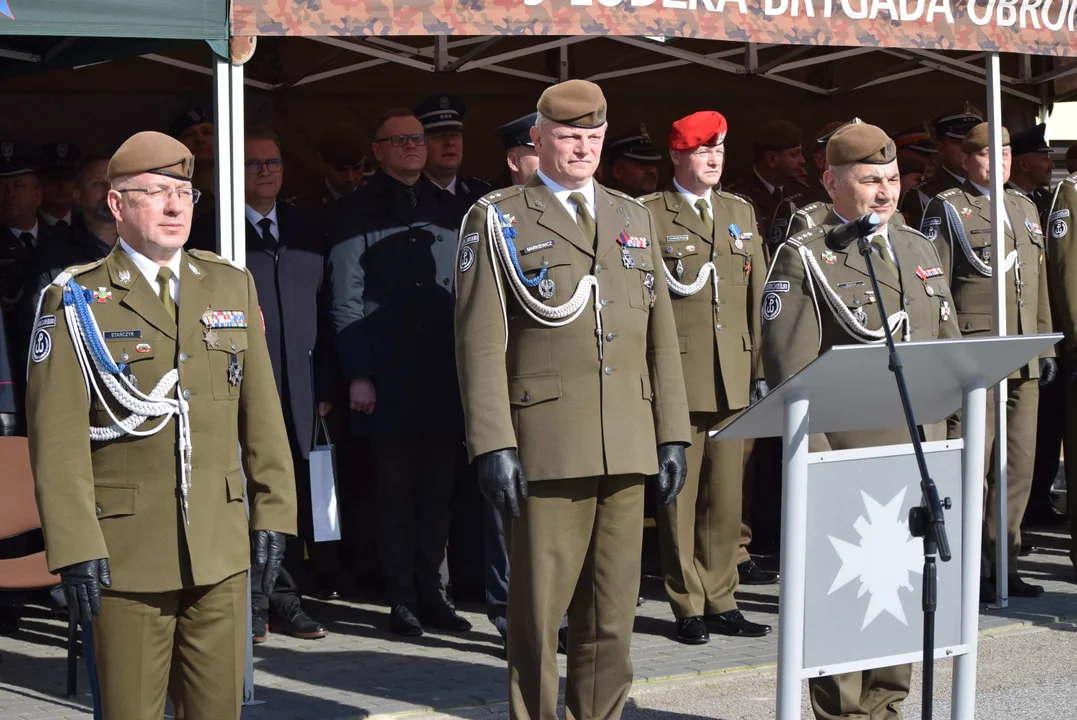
[192, 126, 333, 642]
[327, 108, 468, 637]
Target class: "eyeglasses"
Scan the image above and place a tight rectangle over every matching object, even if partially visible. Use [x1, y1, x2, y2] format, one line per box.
[117, 186, 201, 204]
[374, 134, 427, 148]
[245, 159, 283, 174]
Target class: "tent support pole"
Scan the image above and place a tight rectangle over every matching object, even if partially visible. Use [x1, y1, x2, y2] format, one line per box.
[213, 54, 246, 267]
[985, 50, 1009, 611]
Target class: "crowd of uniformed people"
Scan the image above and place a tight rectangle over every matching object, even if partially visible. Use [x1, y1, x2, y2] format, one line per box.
[1, 78, 1076, 720]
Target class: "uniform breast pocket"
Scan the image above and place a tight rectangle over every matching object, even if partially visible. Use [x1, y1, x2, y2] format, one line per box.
[731, 245, 754, 286]
[660, 241, 699, 277]
[837, 289, 874, 326]
[622, 248, 655, 310]
[515, 247, 573, 305]
[103, 340, 157, 399]
[207, 331, 248, 401]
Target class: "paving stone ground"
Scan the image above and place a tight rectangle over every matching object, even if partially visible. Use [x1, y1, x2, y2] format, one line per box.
[1, 527, 1073, 720]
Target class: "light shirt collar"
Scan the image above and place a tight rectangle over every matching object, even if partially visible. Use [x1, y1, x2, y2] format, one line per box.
[120, 237, 182, 305]
[428, 175, 458, 195]
[673, 177, 712, 215]
[754, 169, 779, 197]
[245, 203, 279, 242]
[834, 211, 895, 263]
[39, 210, 72, 227]
[537, 168, 595, 224]
[9, 222, 39, 245]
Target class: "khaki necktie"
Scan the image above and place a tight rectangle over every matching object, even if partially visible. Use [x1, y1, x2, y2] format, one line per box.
[869, 235, 898, 278]
[568, 191, 596, 246]
[695, 198, 714, 238]
[157, 266, 177, 324]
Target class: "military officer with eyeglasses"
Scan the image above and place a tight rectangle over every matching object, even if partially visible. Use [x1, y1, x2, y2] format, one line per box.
[327, 108, 469, 636]
[27, 131, 296, 720]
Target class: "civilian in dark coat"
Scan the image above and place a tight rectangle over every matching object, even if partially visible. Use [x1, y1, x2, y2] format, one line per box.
[327, 108, 468, 637]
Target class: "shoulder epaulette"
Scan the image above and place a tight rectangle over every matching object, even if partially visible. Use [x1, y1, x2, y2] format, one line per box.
[901, 225, 930, 242]
[605, 187, 646, 207]
[481, 185, 525, 204]
[638, 191, 663, 204]
[714, 190, 749, 205]
[795, 202, 825, 216]
[785, 225, 826, 248]
[187, 248, 246, 273]
[1065, 175, 1077, 186]
[937, 188, 963, 200]
[54, 258, 105, 285]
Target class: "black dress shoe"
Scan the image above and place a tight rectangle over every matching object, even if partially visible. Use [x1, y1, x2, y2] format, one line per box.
[0, 606, 20, 635]
[252, 609, 268, 644]
[1008, 575, 1044, 597]
[738, 560, 778, 585]
[704, 610, 771, 638]
[274, 604, 328, 639]
[417, 601, 473, 632]
[979, 579, 997, 604]
[676, 616, 710, 645]
[557, 626, 568, 654]
[390, 605, 424, 637]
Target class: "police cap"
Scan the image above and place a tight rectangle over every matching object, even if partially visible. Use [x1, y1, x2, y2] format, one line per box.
[170, 107, 213, 139]
[607, 123, 663, 162]
[496, 113, 537, 150]
[930, 103, 983, 140]
[892, 127, 937, 155]
[41, 142, 83, 176]
[413, 95, 465, 133]
[0, 140, 42, 178]
[1010, 124, 1050, 157]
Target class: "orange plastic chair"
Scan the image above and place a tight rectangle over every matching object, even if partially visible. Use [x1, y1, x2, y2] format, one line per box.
[0, 435, 81, 696]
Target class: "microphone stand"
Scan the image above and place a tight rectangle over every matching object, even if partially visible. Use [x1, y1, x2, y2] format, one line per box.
[838, 214, 952, 720]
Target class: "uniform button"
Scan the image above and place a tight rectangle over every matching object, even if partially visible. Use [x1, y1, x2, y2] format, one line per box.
[964, 323, 971, 331]
[95, 506, 102, 516]
[604, 366, 612, 376]
[926, 286, 934, 296]
[183, 389, 191, 400]
[409, 237, 416, 243]
[853, 299, 861, 305]
[416, 280, 423, 286]
[442, 278, 450, 286]
[179, 352, 188, 363]
[716, 323, 723, 330]
[712, 252, 718, 258]
[230, 343, 237, 351]
[436, 235, 443, 242]
[601, 298, 608, 307]
[595, 263, 602, 271]
[120, 353, 129, 362]
[522, 392, 530, 402]
[1020, 301, 1026, 307]
[542, 259, 549, 267]
[903, 297, 910, 306]
[606, 333, 615, 342]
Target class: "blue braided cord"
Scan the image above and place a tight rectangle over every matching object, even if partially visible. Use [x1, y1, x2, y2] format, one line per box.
[494, 204, 546, 288]
[64, 281, 123, 376]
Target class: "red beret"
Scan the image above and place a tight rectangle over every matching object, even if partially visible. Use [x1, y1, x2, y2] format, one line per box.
[669, 111, 728, 151]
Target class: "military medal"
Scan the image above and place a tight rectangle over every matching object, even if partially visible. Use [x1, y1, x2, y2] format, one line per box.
[675, 259, 685, 278]
[743, 257, 752, 277]
[961, 207, 973, 218]
[981, 247, 991, 262]
[643, 272, 656, 308]
[621, 246, 635, 269]
[201, 309, 247, 328]
[227, 354, 243, 387]
[940, 301, 951, 321]
[203, 329, 221, 350]
[135, 343, 151, 353]
[821, 250, 837, 265]
[94, 287, 112, 303]
[538, 277, 556, 300]
[854, 307, 868, 325]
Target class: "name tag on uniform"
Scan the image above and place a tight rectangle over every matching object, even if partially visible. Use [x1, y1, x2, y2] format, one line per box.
[103, 329, 142, 340]
[521, 240, 555, 255]
[36, 315, 57, 329]
[201, 310, 248, 329]
[666, 235, 689, 243]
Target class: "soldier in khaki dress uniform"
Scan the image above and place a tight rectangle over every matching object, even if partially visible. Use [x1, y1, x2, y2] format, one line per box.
[921, 122, 1056, 602]
[1046, 168, 1077, 576]
[454, 80, 691, 720]
[640, 111, 771, 645]
[27, 132, 296, 720]
[763, 122, 960, 720]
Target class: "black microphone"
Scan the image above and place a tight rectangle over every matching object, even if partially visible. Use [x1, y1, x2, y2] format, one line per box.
[825, 212, 881, 251]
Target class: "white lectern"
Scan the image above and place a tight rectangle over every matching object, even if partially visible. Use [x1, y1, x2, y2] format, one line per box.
[712, 334, 1060, 720]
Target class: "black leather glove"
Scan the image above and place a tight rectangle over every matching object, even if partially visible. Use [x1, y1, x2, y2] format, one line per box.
[477, 448, 528, 519]
[0, 412, 24, 437]
[655, 443, 688, 507]
[252, 530, 287, 595]
[58, 558, 111, 623]
[1040, 357, 1059, 387]
[750, 379, 770, 404]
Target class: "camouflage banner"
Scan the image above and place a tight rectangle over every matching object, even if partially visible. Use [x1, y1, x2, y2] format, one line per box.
[234, 0, 1077, 56]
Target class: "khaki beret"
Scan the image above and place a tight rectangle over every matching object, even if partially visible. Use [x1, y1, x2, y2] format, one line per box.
[826, 122, 896, 165]
[108, 131, 194, 181]
[537, 80, 607, 129]
[1065, 140, 1077, 162]
[962, 122, 1010, 153]
[754, 120, 803, 152]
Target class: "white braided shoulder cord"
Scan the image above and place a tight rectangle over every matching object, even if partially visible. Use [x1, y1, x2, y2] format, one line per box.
[944, 200, 1017, 278]
[663, 261, 718, 302]
[486, 203, 606, 357]
[50, 270, 195, 524]
[799, 246, 910, 343]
